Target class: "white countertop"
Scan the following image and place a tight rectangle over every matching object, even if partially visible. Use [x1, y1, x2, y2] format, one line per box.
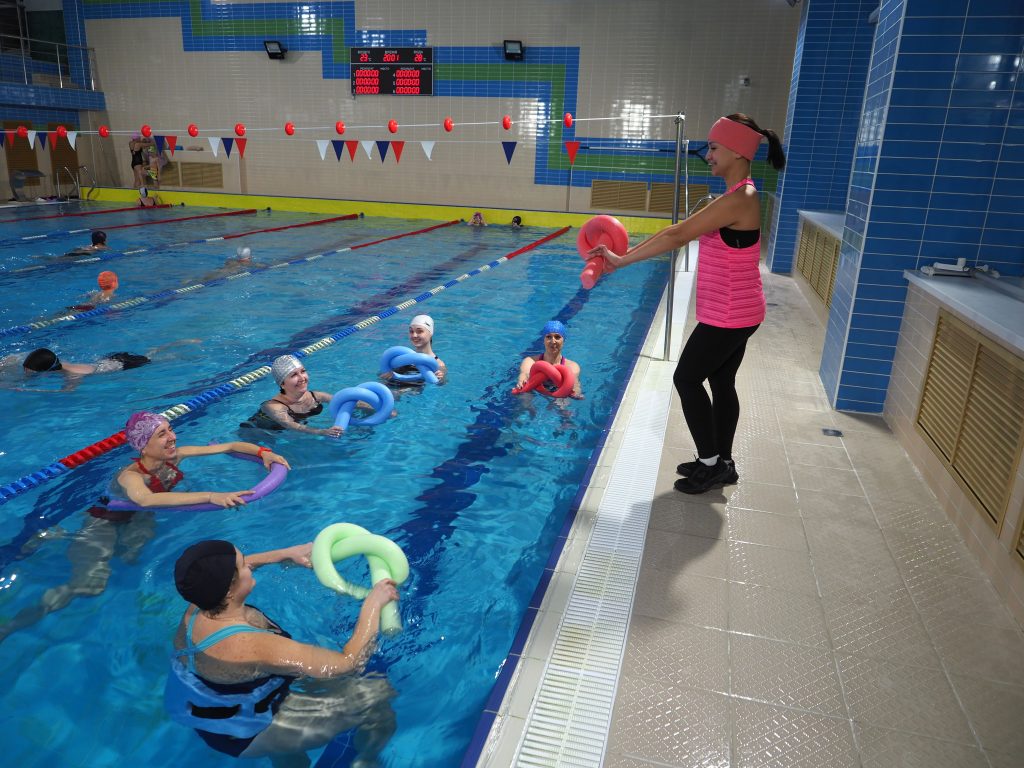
[798, 210, 845, 240]
[905, 270, 1024, 354]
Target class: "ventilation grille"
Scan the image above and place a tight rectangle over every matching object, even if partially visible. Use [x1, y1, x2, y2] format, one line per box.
[916, 310, 1024, 531]
[795, 220, 840, 307]
[648, 183, 710, 214]
[3, 120, 41, 184]
[589, 180, 647, 211]
[162, 161, 223, 189]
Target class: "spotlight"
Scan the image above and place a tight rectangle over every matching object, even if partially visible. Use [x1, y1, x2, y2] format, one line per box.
[503, 40, 524, 61]
[263, 40, 287, 60]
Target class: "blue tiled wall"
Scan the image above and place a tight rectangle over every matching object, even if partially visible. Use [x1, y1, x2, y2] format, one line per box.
[822, 0, 1024, 412]
[766, 0, 877, 273]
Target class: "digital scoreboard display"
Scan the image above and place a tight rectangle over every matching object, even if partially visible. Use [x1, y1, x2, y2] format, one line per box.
[350, 48, 433, 96]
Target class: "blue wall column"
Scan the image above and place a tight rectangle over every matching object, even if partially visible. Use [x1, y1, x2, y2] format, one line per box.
[62, 0, 91, 90]
[820, 0, 1024, 412]
[766, 0, 876, 273]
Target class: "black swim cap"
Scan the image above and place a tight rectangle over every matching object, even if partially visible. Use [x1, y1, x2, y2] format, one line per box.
[23, 348, 61, 372]
[174, 540, 238, 610]
[92, 231, 107, 246]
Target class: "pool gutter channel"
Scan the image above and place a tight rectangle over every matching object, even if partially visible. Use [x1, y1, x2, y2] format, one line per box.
[473, 255, 695, 767]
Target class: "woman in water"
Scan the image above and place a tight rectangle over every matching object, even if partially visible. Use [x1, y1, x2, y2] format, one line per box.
[169, 538, 398, 761]
[244, 354, 343, 437]
[586, 113, 786, 494]
[0, 412, 289, 644]
[515, 320, 583, 399]
[380, 314, 447, 387]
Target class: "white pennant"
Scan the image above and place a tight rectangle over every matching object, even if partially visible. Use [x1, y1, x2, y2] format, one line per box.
[360, 140, 374, 160]
[420, 141, 435, 160]
[207, 136, 220, 157]
[26, 130, 37, 148]
[316, 140, 329, 161]
[67, 131, 78, 149]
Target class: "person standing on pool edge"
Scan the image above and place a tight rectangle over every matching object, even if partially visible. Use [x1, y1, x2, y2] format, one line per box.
[587, 113, 786, 494]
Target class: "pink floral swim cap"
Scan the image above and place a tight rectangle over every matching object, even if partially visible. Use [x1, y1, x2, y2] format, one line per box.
[125, 411, 167, 452]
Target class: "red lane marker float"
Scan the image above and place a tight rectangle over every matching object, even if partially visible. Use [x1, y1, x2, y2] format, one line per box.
[222, 213, 359, 239]
[59, 432, 127, 468]
[98, 208, 258, 232]
[351, 219, 460, 250]
[505, 226, 571, 259]
[0, 204, 172, 224]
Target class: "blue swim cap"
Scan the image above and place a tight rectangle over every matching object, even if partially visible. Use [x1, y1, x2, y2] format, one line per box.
[543, 320, 567, 339]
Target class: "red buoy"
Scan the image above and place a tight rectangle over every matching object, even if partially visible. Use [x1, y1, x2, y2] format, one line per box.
[141, 124, 152, 138]
[284, 122, 295, 136]
[563, 113, 573, 128]
[56, 125, 68, 138]
[335, 120, 346, 135]
[387, 119, 398, 134]
[443, 117, 454, 132]
[234, 123, 246, 137]
[502, 115, 512, 130]
[16, 125, 28, 138]
[98, 125, 110, 138]
[187, 123, 199, 137]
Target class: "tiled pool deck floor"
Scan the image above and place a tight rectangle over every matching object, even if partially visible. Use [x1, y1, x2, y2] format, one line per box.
[602, 269, 1024, 768]
[482, 264, 1024, 767]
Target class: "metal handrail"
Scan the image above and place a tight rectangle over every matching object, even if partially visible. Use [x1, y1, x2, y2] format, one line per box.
[0, 32, 96, 54]
[0, 32, 98, 90]
[59, 166, 79, 199]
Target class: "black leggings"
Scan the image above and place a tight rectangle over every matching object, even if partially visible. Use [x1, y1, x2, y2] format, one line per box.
[673, 322, 759, 461]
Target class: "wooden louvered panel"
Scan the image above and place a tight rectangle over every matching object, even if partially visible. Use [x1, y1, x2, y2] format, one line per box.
[3, 119, 41, 185]
[589, 180, 647, 211]
[824, 240, 840, 307]
[917, 316, 977, 460]
[814, 235, 832, 302]
[648, 183, 710, 214]
[161, 162, 181, 186]
[917, 310, 1024, 535]
[796, 224, 812, 276]
[178, 162, 223, 189]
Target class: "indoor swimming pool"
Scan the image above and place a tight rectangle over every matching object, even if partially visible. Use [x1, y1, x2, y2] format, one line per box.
[0, 203, 668, 767]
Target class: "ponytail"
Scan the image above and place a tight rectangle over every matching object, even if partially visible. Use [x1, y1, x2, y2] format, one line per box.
[725, 113, 787, 170]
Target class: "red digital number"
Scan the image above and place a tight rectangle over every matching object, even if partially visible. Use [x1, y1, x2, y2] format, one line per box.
[383, 53, 398, 62]
[414, 53, 423, 62]
[359, 52, 369, 62]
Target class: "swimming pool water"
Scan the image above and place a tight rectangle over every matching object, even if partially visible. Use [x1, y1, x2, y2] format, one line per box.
[0, 204, 668, 766]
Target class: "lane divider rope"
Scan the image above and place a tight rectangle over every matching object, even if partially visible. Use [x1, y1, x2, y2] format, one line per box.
[0, 204, 172, 224]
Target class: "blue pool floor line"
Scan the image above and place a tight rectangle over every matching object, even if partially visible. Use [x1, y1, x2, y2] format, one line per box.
[0, 230, 571, 506]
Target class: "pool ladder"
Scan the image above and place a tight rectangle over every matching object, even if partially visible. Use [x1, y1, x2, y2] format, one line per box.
[56, 164, 98, 200]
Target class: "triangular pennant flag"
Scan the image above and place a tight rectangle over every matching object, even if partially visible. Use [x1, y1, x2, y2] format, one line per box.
[154, 135, 166, 153]
[376, 141, 390, 163]
[222, 137, 234, 157]
[501, 141, 518, 165]
[235, 138, 247, 158]
[27, 130, 37, 148]
[2, 131, 12, 147]
[565, 141, 581, 164]
[392, 141, 405, 163]
[164, 135, 176, 156]
[345, 140, 359, 161]
[208, 136, 221, 157]
[316, 140, 329, 160]
[48, 131, 58, 149]
[0, 131, 5, 148]
[331, 140, 345, 161]
[67, 131, 78, 150]
[420, 140, 435, 160]
[360, 140, 374, 160]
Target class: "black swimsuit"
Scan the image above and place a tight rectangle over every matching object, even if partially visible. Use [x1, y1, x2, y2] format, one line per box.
[242, 397, 324, 431]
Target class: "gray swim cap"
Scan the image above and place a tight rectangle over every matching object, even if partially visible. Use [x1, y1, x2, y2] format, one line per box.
[236, 246, 251, 259]
[271, 354, 303, 386]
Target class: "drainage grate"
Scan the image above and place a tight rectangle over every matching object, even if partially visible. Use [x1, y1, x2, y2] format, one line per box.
[514, 388, 671, 766]
[822, 428, 843, 437]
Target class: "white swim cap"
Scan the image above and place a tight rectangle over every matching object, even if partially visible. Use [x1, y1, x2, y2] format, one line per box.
[271, 354, 303, 386]
[409, 314, 434, 334]
[236, 246, 251, 259]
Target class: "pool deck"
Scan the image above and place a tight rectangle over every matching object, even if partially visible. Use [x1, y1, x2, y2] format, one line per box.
[477, 255, 1024, 767]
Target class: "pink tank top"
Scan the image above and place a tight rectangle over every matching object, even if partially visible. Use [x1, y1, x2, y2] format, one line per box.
[695, 178, 766, 329]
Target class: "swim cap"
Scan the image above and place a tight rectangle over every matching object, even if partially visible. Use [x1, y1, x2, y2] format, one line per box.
[271, 354, 303, 386]
[174, 540, 238, 610]
[409, 314, 434, 334]
[708, 117, 763, 161]
[543, 320, 567, 339]
[97, 271, 118, 290]
[23, 348, 62, 372]
[92, 231, 107, 246]
[236, 246, 251, 260]
[512, 216, 522, 225]
[131, 132, 141, 140]
[139, 186, 148, 198]
[125, 411, 168, 452]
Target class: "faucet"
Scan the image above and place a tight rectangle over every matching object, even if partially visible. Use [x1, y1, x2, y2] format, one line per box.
[688, 194, 716, 216]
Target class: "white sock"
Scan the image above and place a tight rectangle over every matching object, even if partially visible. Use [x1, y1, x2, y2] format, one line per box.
[699, 455, 719, 466]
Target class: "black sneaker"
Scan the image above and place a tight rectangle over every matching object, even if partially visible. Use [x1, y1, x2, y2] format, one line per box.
[674, 459, 738, 494]
[676, 456, 702, 476]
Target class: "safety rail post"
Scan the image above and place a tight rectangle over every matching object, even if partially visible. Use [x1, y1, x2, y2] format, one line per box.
[663, 112, 685, 361]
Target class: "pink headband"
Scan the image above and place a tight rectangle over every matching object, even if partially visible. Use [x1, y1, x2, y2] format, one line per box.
[125, 411, 167, 452]
[708, 117, 763, 161]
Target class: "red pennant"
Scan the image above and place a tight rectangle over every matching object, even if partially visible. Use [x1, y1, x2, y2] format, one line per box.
[235, 138, 247, 158]
[4, 130, 15, 147]
[345, 140, 359, 161]
[392, 141, 405, 163]
[565, 141, 580, 164]
[165, 135, 177, 157]
[48, 131, 58, 149]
